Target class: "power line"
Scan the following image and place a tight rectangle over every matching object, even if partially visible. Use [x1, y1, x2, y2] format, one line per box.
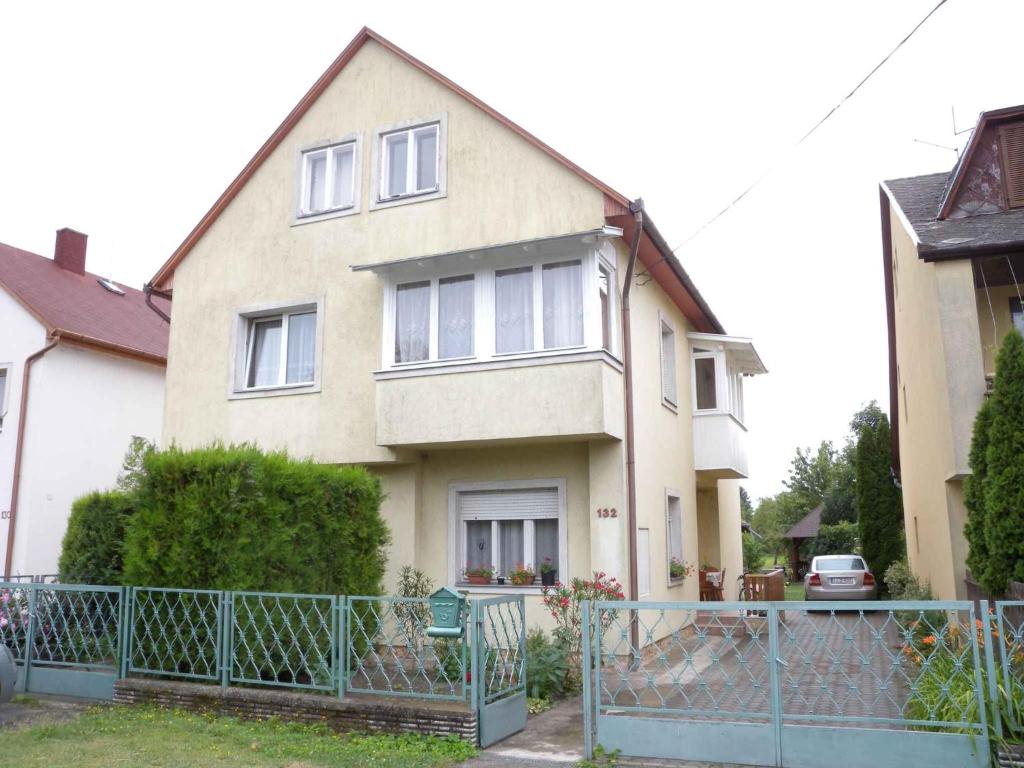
[668, 0, 951, 254]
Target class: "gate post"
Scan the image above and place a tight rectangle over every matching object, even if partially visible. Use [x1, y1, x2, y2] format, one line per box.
[220, 592, 232, 688]
[470, 598, 480, 724]
[582, 600, 593, 760]
[766, 602, 783, 768]
[119, 587, 133, 679]
[980, 601, 1001, 742]
[335, 596, 346, 700]
[20, 584, 37, 693]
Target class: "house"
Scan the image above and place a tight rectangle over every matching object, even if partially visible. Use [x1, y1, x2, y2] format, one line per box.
[0, 229, 168, 578]
[148, 27, 765, 622]
[881, 104, 1024, 600]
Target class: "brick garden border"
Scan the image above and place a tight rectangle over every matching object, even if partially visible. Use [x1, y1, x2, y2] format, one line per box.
[114, 678, 477, 743]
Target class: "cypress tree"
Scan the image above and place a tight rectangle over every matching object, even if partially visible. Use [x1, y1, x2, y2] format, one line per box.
[963, 396, 993, 584]
[856, 414, 904, 591]
[979, 329, 1024, 595]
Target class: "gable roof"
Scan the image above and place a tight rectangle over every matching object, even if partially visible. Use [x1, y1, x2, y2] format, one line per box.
[782, 505, 822, 540]
[146, 28, 727, 334]
[150, 26, 630, 291]
[0, 241, 169, 363]
[883, 172, 1024, 260]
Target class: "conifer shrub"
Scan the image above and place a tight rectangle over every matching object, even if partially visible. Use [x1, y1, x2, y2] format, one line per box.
[122, 444, 389, 596]
[856, 414, 904, 594]
[963, 396, 993, 585]
[58, 490, 136, 585]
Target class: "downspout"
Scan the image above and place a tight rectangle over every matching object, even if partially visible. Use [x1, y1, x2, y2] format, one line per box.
[3, 337, 58, 577]
[621, 198, 644, 652]
[143, 283, 172, 324]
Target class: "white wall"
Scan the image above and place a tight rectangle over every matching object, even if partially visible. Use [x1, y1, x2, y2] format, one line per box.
[8, 343, 165, 576]
[0, 289, 48, 570]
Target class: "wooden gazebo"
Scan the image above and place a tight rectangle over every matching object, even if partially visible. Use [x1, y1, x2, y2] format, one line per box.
[781, 505, 822, 581]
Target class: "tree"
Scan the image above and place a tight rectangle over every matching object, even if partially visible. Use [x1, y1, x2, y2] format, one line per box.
[811, 522, 858, 556]
[820, 483, 857, 525]
[963, 396, 993, 584]
[856, 414, 904, 591]
[740, 486, 754, 522]
[978, 330, 1024, 594]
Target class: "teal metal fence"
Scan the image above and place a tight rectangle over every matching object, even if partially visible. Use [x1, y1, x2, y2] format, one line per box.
[584, 600, 991, 768]
[127, 587, 222, 682]
[994, 600, 1024, 735]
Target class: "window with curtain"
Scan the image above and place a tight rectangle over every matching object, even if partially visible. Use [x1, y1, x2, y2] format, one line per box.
[0, 368, 7, 430]
[456, 485, 561, 583]
[381, 123, 439, 199]
[660, 320, 677, 406]
[667, 494, 683, 578]
[542, 260, 583, 349]
[438, 275, 474, 359]
[395, 281, 430, 363]
[495, 267, 534, 354]
[244, 309, 317, 389]
[300, 141, 356, 215]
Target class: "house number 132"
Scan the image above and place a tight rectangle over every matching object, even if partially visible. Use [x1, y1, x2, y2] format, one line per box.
[595, 508, 618, 519]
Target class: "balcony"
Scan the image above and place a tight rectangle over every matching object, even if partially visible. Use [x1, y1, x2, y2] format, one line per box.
[693, 411, 749, 479]
[375, 353, 624, 448]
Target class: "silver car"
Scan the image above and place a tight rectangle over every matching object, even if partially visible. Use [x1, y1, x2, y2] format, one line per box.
[803, 555, 877, 601]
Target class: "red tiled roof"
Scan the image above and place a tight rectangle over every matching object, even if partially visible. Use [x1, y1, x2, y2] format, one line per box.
[0, 241, 169, 363]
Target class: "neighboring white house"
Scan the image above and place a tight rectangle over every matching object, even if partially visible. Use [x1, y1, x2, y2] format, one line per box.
[0, 229, 168, 578]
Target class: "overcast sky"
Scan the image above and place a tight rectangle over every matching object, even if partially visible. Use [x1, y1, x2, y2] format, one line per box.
[2, 1, 1020, 500]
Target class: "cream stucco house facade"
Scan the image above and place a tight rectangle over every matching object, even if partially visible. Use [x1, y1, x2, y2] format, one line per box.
[150, 28, 765, 622]
[881, 105, 1024, 600]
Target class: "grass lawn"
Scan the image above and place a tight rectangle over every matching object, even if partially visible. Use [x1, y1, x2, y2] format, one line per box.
[784, 581, 804, 601]
[4, 705, 477, 768]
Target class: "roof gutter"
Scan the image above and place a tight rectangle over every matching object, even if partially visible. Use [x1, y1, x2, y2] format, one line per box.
[4, 337, 57, 577]
[143, 283, 172, 325]
[621, 198, 644, 653]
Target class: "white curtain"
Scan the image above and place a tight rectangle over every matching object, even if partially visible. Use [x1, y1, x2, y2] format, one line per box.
[415, 127, 438, 191]
[498, 520, 524, 575]
[395, 282, 430, 363]
[332, 146, 354, 208]
[307, 152, 326, 212]
[534, 519, 558, 574]
[386, 133, 408, 196]
[286, 312, 316, 383]
[466, 521, 492, 571]
[542, 260, 583, 349]
[248, 319, 282, 387]
[495, 267, 533, 353]
[438, 276, 473, 359]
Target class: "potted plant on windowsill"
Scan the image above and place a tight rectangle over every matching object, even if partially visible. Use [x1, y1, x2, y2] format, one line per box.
[669, 557, 693, 582]
[465, 565, 494, 585]
[509, 564, 536, 586]
[539, 558, 557, 587]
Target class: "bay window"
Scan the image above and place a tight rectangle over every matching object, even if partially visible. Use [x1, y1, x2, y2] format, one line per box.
[452, 480, 566, 587]
[689, 337, 752, 423]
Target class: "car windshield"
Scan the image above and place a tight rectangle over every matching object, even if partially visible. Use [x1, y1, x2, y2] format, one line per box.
[815, 557, 865, 571]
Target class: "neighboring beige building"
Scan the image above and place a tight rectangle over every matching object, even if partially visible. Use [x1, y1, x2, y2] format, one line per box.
[882, 104, 1024, 600]
[149, 27, 765, 625]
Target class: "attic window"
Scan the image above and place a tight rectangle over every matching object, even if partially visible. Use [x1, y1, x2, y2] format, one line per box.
[1000, 124, 1024, 209]
[97, 278, 125, 295]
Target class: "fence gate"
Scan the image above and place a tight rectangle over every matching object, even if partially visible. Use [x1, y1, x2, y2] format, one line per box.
[1, 582, 122, 699]
[584, 600, 991, 768]
[473, 595, 527, 747]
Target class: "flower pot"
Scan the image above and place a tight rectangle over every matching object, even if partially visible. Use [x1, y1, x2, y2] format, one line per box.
[466, 575, 491, 585]
[496, 577, 506, 585]
[541, 571, 556, 587]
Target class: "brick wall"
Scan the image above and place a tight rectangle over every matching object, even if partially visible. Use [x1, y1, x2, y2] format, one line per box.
[114, 678, 477, 743]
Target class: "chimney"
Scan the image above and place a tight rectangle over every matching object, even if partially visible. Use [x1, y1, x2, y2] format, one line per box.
[54, 228, 87, 275]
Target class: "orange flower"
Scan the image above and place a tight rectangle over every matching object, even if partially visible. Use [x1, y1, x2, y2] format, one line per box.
[976, 619, 984, 630]
[922, 635, 936, 646]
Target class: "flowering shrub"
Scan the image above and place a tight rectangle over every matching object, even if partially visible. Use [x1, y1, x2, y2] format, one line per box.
[542, 572, 625, 690]
[669, 558, 694, 581]
[464, 565, 493, 580]
[0, 588, 30, 656]
[509, 564, 535, 586]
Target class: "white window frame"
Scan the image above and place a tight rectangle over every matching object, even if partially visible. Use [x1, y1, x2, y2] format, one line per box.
[370, 114, 448, 211]
[597, 254, 620, 358]
[665, 489, 684, 587]
[228, 297, 325, 399]
[659, 312, 678, 411]
[294, 134, 362, 224]
[381, 248, 610, 370]
[690, 342, 743, 422]
[0, 364, 10, 432]
[447, 478, 568, 593]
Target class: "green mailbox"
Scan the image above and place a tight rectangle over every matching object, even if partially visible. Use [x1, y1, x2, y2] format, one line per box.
[426, 587, 465, 638]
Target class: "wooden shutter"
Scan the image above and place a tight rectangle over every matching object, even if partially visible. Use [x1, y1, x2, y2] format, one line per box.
[1000, 124, 1024, 208]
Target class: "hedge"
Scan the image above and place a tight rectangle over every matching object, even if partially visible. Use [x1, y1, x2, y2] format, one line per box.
[121, 444, 389, 595]
[58, 490, 136, 585]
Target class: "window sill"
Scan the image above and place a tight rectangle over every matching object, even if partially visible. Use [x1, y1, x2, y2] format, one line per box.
[228, 382, 322, 401]
[369, 187, 446, 211]
[662, 398, 678, 414]
[667, 577, 686, 588]
[454, 583, 547, 595]
[292, 205, 359, 226]
[375, 349, 623, 380]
